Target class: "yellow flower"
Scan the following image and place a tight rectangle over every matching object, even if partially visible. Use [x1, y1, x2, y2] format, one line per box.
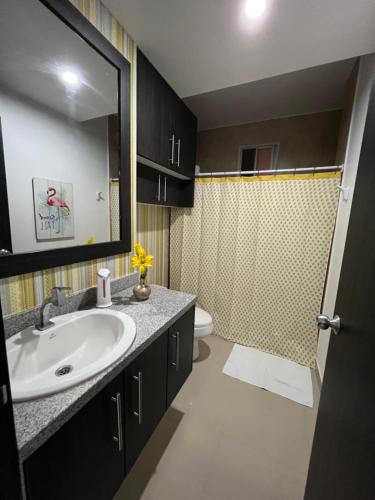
[131, 243, 154, 276]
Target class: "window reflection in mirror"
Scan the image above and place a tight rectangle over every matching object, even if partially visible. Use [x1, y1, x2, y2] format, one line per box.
[0, 0, 121, 254]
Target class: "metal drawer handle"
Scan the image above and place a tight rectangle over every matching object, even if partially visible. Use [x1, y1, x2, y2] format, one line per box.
[172, 331, 180, 371]
[111, 392, 123, 452]
[133, 372, 143, 425]
[157, 174, 161, 201]
[169, 134, 175, 165]
[176, 139, 181, 168]
[0, 385, 8, 407]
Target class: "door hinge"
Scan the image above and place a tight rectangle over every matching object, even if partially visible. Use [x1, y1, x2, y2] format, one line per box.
[0, 385, 8, 407]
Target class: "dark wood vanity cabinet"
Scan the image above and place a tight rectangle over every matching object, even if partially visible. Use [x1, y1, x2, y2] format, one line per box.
[137, 164, 194, 207]
[24, 305, 195, 500]
[167, 307, 195, 406]
[24, 375, 125, 500]
[124, 331, 168, 472]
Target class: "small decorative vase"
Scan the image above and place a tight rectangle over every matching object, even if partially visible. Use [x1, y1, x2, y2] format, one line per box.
[133, 275, 151, 301]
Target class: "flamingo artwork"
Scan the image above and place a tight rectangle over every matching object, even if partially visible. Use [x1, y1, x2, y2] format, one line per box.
[47, 187, 70, 214]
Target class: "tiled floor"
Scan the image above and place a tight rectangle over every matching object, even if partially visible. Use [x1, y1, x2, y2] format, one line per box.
[114, 335, 320, 500]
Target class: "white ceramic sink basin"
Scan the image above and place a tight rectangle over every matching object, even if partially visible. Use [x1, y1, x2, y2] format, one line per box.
[6, 309, 136, 402]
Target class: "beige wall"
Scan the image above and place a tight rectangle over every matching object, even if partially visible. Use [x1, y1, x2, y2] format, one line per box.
[197, 110, 342, 173]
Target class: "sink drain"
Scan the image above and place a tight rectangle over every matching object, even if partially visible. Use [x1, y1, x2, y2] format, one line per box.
[55, 365, 73, 377]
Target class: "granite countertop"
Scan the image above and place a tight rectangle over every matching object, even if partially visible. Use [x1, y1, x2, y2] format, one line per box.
[13, 285, 196, 462]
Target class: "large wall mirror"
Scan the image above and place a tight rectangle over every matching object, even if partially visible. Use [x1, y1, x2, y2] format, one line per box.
[0, 0, 131, 278]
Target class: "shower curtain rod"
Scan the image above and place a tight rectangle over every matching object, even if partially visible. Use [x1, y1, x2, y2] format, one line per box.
[196, 165, 343, 177]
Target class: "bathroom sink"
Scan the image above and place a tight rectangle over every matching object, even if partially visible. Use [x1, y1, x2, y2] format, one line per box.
[6, 309, 136, 402]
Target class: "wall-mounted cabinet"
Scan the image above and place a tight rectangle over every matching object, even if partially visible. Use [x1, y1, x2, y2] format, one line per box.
[24, 305, 195, 500]
[137, 49, 197, 198]
[137, 164, 194, 207]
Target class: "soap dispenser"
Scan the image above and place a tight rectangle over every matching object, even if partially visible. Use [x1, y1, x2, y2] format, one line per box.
[96, 268, 112, 308]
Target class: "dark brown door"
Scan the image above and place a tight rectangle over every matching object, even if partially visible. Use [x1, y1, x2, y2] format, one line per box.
[304, 79, 375, 499]
[0, 305, 22, 500]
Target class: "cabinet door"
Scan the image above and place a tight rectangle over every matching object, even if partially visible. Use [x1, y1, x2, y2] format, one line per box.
[137, 164, 162, 205]
[137, 50, 163, 165]
[124, 332, 168, 472]
[163, 175, 194, 208]
[160, 80, 176, 169]
[0, 311, 22, 500]
[174, 101, 197, 178]
[167, 306, 195, 407]
[24, 376, 125, 500]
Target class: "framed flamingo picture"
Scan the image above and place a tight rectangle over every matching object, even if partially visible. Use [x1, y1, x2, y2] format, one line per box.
[32, 178, 74, 241]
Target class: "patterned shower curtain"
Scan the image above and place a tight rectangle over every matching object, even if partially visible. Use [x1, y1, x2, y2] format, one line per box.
[170, 172, 340, 367]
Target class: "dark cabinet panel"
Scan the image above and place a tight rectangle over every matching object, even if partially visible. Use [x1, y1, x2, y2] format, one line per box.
[137, 164, 194, 207]
[0, 305, 22, 500]
[137, 49, 197, 179]
[137, 164, 161, 205]
[124, 332, 168, 472]
[24, 375, 125, 500]
[167, 306, 195, 407]
[174, 100, 197, 178]
[137, 50, 164, 166]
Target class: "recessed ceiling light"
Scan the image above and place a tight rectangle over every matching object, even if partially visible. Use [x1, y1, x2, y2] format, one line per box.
[245, 0, 267, 18]
[61, 71, 79, 86]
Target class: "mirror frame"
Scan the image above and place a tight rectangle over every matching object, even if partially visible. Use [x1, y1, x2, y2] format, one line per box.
[0, 0, 131, 278]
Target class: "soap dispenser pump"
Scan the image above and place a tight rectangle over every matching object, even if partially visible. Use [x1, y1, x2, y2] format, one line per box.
[96, 268, 112, 308]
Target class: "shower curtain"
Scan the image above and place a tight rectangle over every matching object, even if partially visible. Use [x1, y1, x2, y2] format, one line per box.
[170, 172, 340, 367]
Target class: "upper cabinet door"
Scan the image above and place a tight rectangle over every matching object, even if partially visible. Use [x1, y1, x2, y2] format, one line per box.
[137, 49, 197, 179]
[137, 50, 164, 166]
[174, 100, 198, 178]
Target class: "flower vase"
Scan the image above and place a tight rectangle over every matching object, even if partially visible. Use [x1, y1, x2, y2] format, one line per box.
[133, 274, 151, 301]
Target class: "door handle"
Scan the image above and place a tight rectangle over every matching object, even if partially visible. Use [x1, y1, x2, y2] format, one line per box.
[169, 134, 175, 165]
[164, 176, 167, 202]
[176, 139, 181, 168]
[133, 372, 143, 425]
[0, 385, 8, 407]
[111, 392, 123, 452]
[316, 314, 341, 335]
[157, 174, 161, 202]
[172, 331, 180, 371]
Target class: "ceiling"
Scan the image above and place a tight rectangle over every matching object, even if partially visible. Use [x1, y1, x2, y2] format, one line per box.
[185, 58, 356, 130]
[0, 0, 118, 122]
[103, 0, 375, 98]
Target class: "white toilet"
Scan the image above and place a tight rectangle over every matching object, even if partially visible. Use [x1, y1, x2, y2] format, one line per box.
[193, 307, 213, 360]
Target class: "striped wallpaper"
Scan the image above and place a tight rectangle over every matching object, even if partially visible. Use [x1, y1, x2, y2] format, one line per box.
[0, 0, 170, 316]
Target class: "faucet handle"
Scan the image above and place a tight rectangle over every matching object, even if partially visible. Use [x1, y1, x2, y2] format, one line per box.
[51, 286, 71, 306]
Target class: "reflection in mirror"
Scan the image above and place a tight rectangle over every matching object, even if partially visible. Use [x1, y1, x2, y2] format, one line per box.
[0, 0, 121, 254]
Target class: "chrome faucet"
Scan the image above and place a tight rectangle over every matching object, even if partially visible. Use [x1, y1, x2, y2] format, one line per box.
[36, 286, 71, 331]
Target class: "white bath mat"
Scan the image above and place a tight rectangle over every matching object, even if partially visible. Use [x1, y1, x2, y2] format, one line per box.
[223, 344, 313, 407]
